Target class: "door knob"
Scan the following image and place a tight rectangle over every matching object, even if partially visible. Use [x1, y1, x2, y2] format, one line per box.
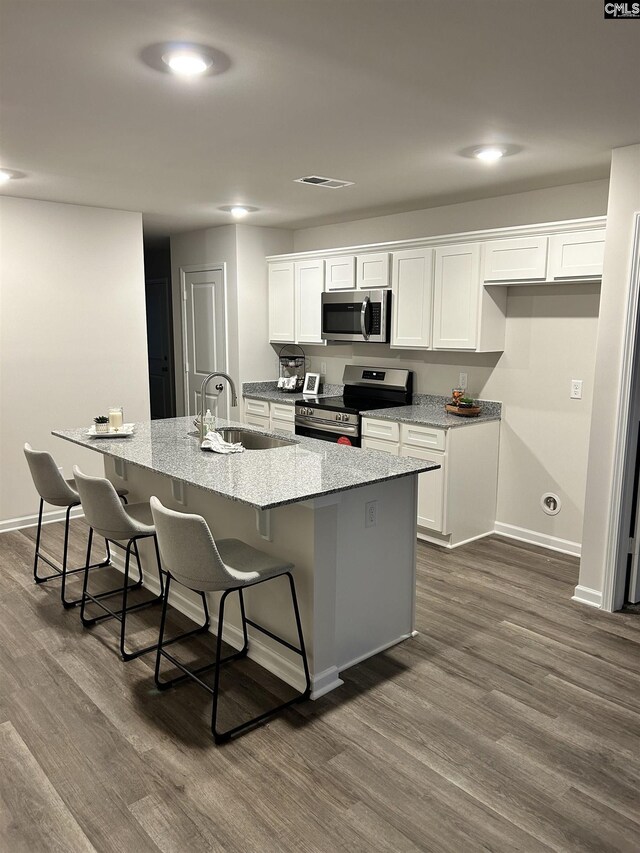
[215, 383, 224, 391]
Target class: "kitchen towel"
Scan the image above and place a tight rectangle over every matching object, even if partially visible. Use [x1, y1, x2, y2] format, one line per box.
[201, 431, 245, 454]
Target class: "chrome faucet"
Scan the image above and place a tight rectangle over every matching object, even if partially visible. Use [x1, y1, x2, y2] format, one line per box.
[199, 372, 238, 442]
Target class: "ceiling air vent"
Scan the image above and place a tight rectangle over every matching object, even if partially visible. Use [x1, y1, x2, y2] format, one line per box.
[294, 175, 355, 189]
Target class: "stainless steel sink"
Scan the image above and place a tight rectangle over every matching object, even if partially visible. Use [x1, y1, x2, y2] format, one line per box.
[215, 428, 297, 450]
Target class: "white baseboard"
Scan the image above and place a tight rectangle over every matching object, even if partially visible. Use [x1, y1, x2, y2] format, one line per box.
[110, 552, 311, 695]
[571, 584, 602, 608]
[0, 506, 84, 535]
[417, 529, 493, 550]
[494, 521, 581, 557]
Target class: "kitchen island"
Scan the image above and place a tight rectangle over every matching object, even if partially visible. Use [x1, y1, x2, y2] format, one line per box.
[54, 416, 438, 698]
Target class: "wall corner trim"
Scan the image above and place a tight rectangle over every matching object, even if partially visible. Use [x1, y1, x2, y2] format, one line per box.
[572, 584, 603, 608]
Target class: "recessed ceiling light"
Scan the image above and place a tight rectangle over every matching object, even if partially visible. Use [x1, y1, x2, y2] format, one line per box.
[218, 205, 259, 218]
[140, 42, 231, 77]
[459, 143, 522, 162]
[0, 168, 25, 184]
[474, 146, 505, 162]
[162, 49, 213, 77]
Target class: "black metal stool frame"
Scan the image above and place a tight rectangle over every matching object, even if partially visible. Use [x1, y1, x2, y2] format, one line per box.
[154, 571, 311, 744]
[32, 496, 126, 609]
[80, 530, 210, 661]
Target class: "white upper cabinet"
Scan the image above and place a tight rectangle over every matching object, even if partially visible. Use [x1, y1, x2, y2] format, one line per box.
[268, 262, 295, 343]
[295, 259, 325, 344]
[356, 252, 391, 289]
[483, 236, 548, 282]
[433, 243, 480, 350]
[391, 248, 434, 349]
[325, 255, 355, 291]
[548, 229, 605, 279]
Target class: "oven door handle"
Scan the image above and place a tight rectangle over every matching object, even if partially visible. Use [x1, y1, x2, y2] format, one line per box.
[295, 417, 359, 436]
[360, 295, 371, 341]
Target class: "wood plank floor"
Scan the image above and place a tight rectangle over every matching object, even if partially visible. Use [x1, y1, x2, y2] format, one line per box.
[1, 520, 639, 852]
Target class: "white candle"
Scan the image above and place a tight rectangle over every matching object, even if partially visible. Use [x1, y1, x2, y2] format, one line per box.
[109, 408, 123, 430]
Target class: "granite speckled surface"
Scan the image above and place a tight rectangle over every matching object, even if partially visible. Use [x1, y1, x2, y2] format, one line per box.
[363, 394, 502, 429]
[242, 381, 343, 404]
[53, 416, 437, 511]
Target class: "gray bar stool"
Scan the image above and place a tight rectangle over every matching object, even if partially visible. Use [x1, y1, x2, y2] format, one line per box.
[150, 496, 311, 744]
[23, 443, 128, 608]
[73, 467, 210, 661]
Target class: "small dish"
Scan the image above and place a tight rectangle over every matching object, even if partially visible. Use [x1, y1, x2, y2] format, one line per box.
[86, 423, 135, 438]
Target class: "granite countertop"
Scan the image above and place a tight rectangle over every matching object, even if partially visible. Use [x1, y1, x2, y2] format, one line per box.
[242, 381, 343, 404]
[363, 394, 502, 429]
[53, 416, 438, 511]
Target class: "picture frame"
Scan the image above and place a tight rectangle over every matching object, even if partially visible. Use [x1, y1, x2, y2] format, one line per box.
[302, 372, 320, 396]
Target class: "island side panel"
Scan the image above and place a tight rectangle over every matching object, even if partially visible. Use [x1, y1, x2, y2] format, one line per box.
[332, 474, 418, 671]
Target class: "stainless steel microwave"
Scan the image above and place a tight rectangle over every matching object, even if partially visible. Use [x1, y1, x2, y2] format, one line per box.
[321, 289, 391, 343]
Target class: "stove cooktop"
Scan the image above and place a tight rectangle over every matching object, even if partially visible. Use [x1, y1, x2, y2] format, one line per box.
[295, 394, 403, 415]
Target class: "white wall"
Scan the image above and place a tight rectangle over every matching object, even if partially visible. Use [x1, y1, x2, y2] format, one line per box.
[294, 179, 610, 252]
[292, 180, 610, 551]
[579, 144, 640, 601]
[236, 225, 293, 386]
[170, 224, 292, 417]
[0, 197, 150, 526]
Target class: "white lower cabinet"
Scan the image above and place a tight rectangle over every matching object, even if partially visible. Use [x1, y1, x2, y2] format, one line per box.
[361, 436, 400, 455]
[400, 445, 446, 532]
[270, 402, 295, 434]
[361, 416, 500, 548]
[243, 397, 295, 434]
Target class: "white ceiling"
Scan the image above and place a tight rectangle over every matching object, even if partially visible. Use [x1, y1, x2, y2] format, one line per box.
[1, 0, 639, 237]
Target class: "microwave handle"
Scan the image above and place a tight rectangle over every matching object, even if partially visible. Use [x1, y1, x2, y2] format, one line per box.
[360, 295, 371, 341]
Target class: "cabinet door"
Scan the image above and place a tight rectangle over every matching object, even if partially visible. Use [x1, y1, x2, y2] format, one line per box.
[391, 248, 433, 349]
[270, 403, 295, 434]
[244, 413, 271, 430]
[400, 446, 446, 532]
[295, 259, 324, 344]
[548, 230, 605, 279]
[325, 256, 355, 291]
[357, 252, 390, 289]
[433, 243, 480, 350]
[361, 436, 400, 455]
[268, 262, 295, 342]
[483, 237, 548, 282]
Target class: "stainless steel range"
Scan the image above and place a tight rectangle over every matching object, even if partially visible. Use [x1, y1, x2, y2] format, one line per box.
[295, 365, 413, 447]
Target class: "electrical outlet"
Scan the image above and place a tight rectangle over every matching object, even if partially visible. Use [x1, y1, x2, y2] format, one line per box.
[320, 361, 327, 376]
[365, 500, 377, 528]
[459, 372, 468, 390]
[570, 379, 583, 399]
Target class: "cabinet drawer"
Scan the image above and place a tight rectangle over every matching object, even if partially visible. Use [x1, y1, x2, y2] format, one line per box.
[244, 398, 270, 418]
[361, 436, 400, 455]
[362, 418, 400, 442]
[483, 237, 548, 282]
[270, 403, 294, 423]
[400, 422, 446, 451]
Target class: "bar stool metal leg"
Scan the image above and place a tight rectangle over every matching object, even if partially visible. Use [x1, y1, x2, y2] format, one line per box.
[33, 499, 113, 608]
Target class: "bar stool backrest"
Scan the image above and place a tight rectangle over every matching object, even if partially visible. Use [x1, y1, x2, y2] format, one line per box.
[24, 443, 79, 507]
[73, 466, 135, 541]
[150, 496, 233, 593]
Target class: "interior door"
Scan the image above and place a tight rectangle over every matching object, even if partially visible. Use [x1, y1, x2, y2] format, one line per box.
[182, 268, 227, 418]
[145, 277, 176, 419]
